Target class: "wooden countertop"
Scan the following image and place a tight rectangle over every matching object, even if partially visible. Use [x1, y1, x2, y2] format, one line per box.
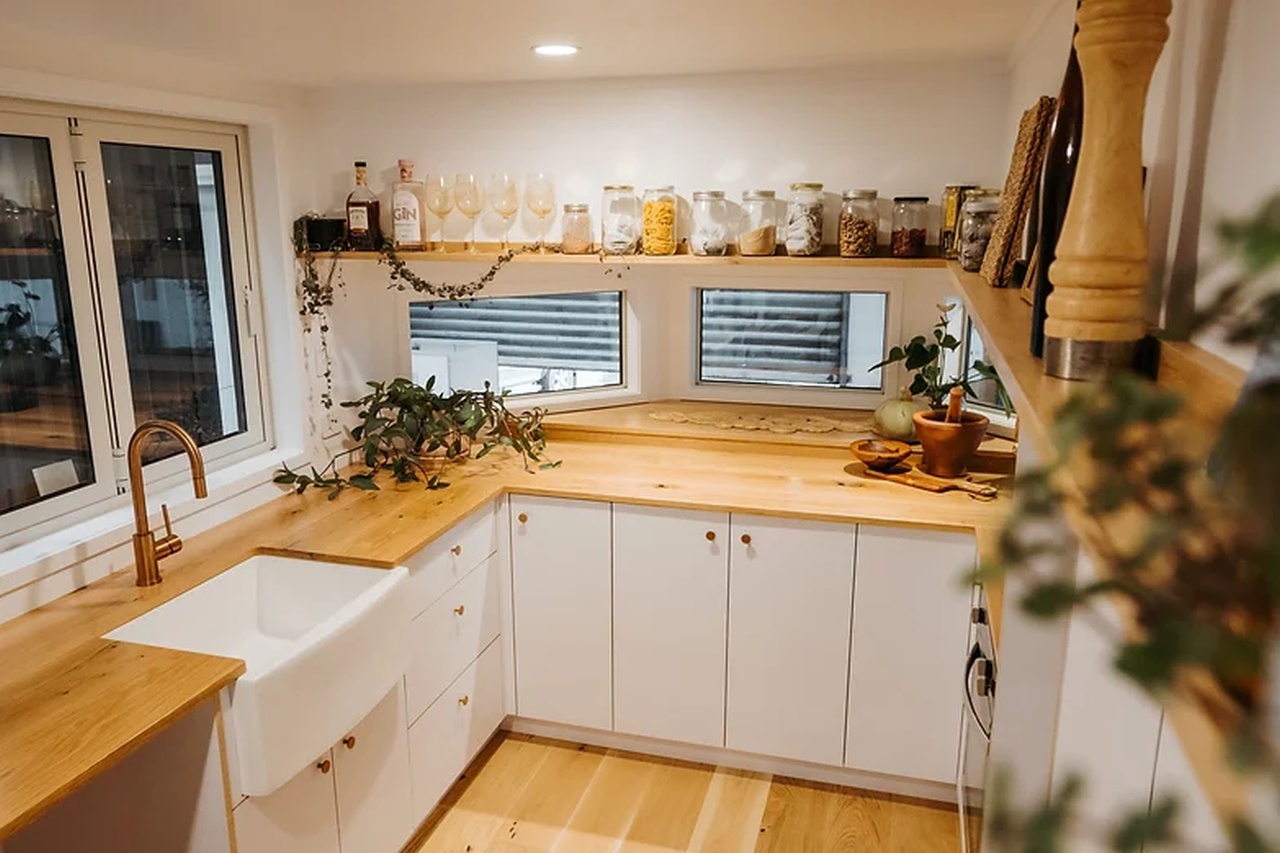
[0, 431, 1010, 840]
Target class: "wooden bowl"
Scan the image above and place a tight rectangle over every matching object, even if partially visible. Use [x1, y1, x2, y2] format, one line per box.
[850, 439, 911, 472]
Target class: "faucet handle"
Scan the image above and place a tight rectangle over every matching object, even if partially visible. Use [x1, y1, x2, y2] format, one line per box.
[161, 504, 174, 539]
[155, 503, 184, 560]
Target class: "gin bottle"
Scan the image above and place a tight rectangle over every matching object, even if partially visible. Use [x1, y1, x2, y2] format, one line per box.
[391, 159, 425, 250]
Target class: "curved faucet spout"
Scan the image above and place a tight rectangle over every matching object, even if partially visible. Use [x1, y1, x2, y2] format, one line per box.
[127, 420, 208, 586]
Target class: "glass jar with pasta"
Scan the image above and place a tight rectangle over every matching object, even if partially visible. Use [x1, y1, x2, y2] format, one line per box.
[785, 182, 825, 256]
[641, 186, 678, 256]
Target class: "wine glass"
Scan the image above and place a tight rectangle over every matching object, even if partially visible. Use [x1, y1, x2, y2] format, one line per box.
[525, 173, 556, 253]
[487, 173, 520, 251]
[424, 174, 453, 252]
[454, 173, 485, 254]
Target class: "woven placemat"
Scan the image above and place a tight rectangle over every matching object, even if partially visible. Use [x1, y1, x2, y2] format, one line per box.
[649, 410, 875, 435]
[982, 95, 1056, 287]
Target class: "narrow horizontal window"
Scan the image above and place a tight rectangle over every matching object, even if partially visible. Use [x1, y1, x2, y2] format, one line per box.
[408, 292, 623, 396]
[698, 289, 887, 391]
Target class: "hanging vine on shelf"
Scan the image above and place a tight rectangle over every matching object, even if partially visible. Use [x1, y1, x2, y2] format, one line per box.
[378, 240, 557, 300]
[293, 215, 345, 410]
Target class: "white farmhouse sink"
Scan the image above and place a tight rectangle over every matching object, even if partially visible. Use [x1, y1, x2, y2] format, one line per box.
[107, 555, 410, 796]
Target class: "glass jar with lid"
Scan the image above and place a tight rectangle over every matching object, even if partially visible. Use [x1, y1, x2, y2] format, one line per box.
[891, 196, 929, 258]
[561, 203, 593, 254]
[601, 185, 640, 255]
[690, 190, 730, 256]
[641, 186, 678, 256]
[958, 194, 1000, 272]
[738, 190, 777, 257]
[785, 182, 824, 256]
[838, 189, 879, 258]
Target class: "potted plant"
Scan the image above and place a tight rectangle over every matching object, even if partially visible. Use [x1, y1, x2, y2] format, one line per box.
[0, 281, 59, 412]
[870, 305, 1008, 475]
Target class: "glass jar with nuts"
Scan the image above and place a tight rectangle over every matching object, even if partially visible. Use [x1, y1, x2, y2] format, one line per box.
[641, 186, 678, 256]
[838, 189, 879, 258]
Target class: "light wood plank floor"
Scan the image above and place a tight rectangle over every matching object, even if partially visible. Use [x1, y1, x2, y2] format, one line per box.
[406, 733, 962, 853]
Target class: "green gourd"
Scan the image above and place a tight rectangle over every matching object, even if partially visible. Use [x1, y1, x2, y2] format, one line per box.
[874, 388, 931, 442]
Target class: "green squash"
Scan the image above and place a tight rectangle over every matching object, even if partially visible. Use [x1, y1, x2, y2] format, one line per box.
[873, 388, 931, 442]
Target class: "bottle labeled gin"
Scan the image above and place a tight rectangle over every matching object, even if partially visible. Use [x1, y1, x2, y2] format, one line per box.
[391, 159, 425, 249]
[345, 160, 381, 250]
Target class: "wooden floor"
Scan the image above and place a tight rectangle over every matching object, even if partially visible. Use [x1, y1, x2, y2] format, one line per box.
[407, 733, 962, 853]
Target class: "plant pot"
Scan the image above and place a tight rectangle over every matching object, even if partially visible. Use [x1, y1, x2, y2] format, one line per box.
[912, 409, 989, 479]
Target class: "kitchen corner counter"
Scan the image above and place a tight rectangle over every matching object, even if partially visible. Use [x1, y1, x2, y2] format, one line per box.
[0, 429, 1011, 841]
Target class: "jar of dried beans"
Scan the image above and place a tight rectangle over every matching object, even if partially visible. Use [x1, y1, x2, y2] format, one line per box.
[958, 194, 1000, 272]
[891, 196, 929, 258]
[785, 182, 824, 256]
[838, 189, 879, 258]
[738, 190, 777, 257]
[641, 186, 678, 256]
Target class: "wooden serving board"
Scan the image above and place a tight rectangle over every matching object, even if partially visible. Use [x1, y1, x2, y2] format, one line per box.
[862, 464, 998, 499]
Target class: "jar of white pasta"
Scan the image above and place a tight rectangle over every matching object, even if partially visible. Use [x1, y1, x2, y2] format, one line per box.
[641, 186, 678, 256]
[690, 191, 730, 256]
[786, 182, 825, 256]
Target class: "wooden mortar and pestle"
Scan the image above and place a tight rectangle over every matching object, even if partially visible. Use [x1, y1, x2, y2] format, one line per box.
[912, 387, 989, 479]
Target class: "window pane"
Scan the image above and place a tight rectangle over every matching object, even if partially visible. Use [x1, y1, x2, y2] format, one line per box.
[408, 292, 623, 395]
[0, 134, 95, 515]
[963, 319, 1003, 409]
[699, 289, 887, 390]
[101, 143, 246, 462]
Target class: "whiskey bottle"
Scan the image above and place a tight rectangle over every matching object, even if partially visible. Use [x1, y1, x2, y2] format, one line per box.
[391, 159, 425, 250]
[345, 160, 381, 251]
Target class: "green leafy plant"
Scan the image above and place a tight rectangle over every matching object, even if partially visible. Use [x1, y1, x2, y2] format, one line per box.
[274, 377, 557, 499]
[871, 305, 1010, 411]
[0, 280, 59, 397]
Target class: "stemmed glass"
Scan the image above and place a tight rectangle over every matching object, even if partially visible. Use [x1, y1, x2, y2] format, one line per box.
[487, 173, 520, 251]
[454, 173, 485, 253]
[525, 173, 556, 253]
[424, 174, 453, 252]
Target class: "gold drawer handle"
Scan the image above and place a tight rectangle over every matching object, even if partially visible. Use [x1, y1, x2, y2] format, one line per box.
[454, 604, 466, 616]
[458, 694, 470, 707]
[740, 534, 752, 546]
[517, 513, 528, 524]
[317, 759, 331, 774]
[451, 544, 463, 556]
[343, 736, 356, 750]
[705, 530, 716, 542]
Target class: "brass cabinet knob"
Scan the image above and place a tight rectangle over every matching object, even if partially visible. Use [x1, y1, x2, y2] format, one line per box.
[740, 534, 752, 546]
[317, 758, 331, 774]
[451, 544, 463, 556]
[343, 736, 356, 750]
[517, 513, 529, 524]
[705, 530, 716, 542]
[453, 604, 466, 616]
[458, 694, 470, 707]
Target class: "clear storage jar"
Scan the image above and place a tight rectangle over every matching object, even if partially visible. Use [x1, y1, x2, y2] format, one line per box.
[958, 195, 1000, 272]
[891, 196, 929, 258]
[561, 203, 593, 254]
[690, 190, 730, 256]
[785, 182, 824, 256]
[641, 186, 678, 256]
[838, 189, 879, 258]
[738, 190, 777, 257]
[601, 185, 640, 255]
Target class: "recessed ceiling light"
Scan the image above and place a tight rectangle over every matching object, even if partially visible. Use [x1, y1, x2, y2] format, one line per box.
[533, 44, 580, 57]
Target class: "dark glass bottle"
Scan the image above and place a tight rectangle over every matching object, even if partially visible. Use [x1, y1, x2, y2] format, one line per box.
[345, 160, 382, 251]
[1031, 17, 1083, 358]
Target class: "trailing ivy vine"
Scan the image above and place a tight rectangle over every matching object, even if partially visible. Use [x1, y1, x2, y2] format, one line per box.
[293, 215, 345, 410]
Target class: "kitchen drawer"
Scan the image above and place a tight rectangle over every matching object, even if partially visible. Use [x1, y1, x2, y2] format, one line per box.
[407, 639, 505, 818]
[405, 555, 502, 723]
[402, 502, 498, 619]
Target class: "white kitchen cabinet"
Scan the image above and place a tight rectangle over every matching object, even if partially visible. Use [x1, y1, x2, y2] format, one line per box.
[844, 525, 974, 783]
[233, 750, 341, 853]
[510, 495, 613, 729]
[333, 681, 416, 853]
[1152, 712, 1232, 850]
[725, 514, 856, 766]
[613, 504, 729, 747]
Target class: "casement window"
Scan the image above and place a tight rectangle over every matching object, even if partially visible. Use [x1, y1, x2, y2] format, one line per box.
[408, 292, 623, 396]
[0, 104, 267, 532]
[697, 288, 889, 391]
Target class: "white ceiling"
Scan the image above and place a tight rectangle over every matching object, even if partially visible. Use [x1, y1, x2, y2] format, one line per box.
[0, 0, 1038, 88]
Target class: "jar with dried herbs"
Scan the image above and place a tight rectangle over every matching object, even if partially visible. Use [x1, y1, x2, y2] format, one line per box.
[891, 196, 929, 258]
[838, 189, 879, 258]
[738, 190, 777, 256]
[642, 186, 677, 256]
[785, 182, 824, 256]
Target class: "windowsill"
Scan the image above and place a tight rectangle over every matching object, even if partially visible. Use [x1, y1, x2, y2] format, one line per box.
[0, 444, 309, 600]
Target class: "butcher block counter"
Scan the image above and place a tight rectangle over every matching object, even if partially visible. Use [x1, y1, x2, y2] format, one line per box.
[0, 408, 1012, 840]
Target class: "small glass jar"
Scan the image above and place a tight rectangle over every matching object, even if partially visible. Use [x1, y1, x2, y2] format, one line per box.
[891, 196, 929, 258]
[785, 182, 824, 256]
[958, 195, 1001, 272]
[641, 186, 677, 256]
[561, 203, 593, 254]
[601, 185, 640, 255]
[738, 190, 777, 257]
[690, 190, 730, 256]
[838, 189, 879, 258]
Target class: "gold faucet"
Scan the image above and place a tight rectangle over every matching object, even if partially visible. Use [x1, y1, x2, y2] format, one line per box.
[128, 420, 208, 587]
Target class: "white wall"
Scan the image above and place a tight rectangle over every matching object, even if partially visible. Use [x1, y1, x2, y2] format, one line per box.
[1005, 0, 1077, 145]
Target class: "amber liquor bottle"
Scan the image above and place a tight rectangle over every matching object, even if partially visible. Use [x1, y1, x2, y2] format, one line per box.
[345, 160, 381, 251]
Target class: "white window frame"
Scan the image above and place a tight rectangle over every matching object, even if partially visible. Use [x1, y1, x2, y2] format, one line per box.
[0, 100, 271, 541]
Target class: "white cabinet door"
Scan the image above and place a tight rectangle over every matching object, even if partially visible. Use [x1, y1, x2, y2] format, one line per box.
[511, 495, 613, 729]
[1151, 713, 1232, 850]
[613, 505, 729, 747]
[726, 514, 856, 766]
[844, 526, 974, 783]
[333, 682, 415, 853]
[233, 751, 340, 853]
